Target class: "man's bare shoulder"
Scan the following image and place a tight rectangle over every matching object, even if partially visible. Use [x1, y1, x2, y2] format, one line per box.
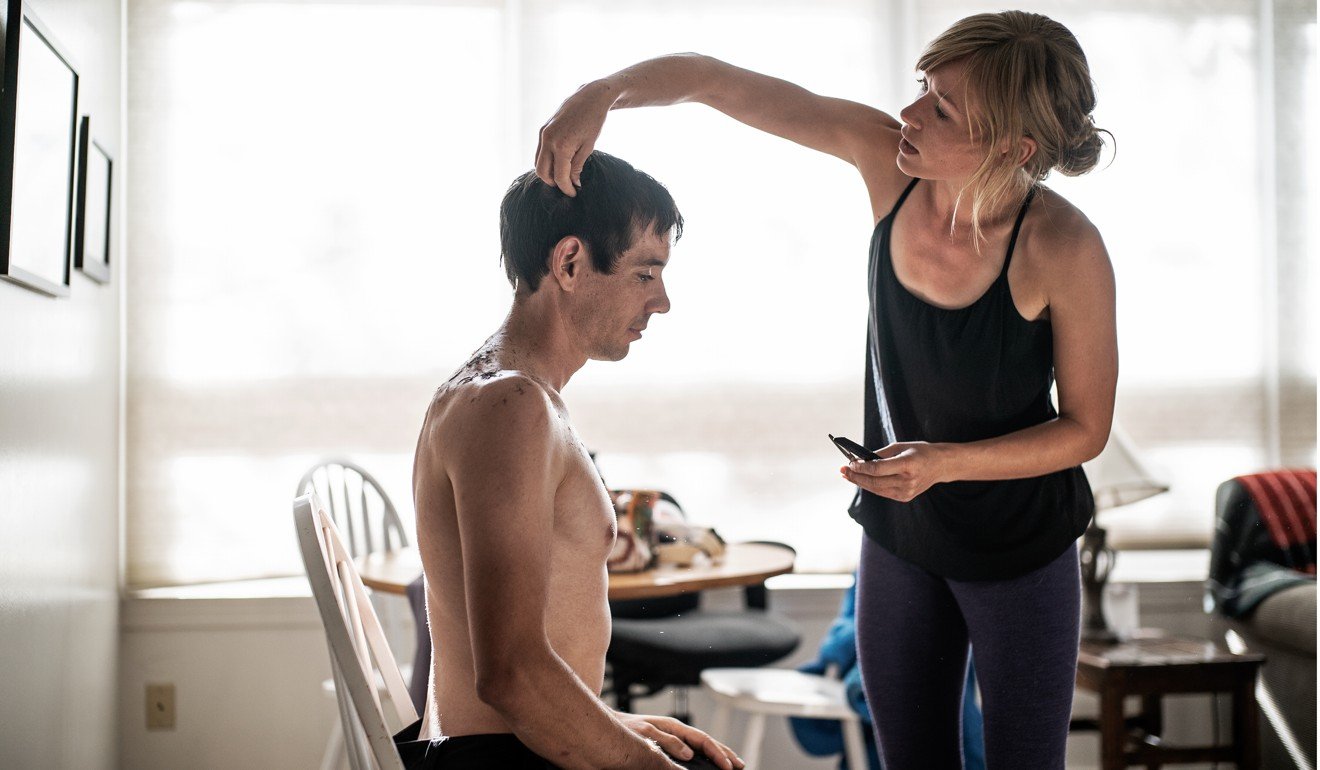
[422, 370, 565, 468]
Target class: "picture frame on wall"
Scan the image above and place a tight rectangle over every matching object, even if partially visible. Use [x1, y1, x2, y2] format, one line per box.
[73, 115, 111, 284]
[0, 0, 81, 297]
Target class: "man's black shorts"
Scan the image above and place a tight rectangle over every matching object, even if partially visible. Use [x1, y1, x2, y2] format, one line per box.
[394, 719, 724, 769]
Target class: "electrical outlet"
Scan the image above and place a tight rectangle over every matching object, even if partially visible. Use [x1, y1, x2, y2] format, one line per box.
[146, 683, 175, 730]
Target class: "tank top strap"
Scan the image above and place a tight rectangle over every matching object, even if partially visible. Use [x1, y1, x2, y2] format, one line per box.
[886, 177, 921, 220]
[999, 185, 1037, 277]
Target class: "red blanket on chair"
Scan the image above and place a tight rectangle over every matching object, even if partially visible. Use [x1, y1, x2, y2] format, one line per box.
[1235, 469, 1317, 575]
[1208, 469, 1317, 618]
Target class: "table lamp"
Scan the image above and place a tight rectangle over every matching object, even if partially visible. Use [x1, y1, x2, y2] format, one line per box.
[1079, 424, 1170, 642]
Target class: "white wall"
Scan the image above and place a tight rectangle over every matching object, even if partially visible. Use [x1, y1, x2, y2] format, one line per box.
[118, 580, 1228, 770]
[0, 0, 122, 767]
[119, 587, 340, 769]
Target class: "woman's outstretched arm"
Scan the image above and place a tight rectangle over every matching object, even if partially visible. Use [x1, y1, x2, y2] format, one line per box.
[535, 53, 904, 205]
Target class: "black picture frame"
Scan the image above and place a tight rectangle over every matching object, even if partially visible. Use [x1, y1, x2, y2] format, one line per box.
[73, 114, 110, 284]
[0, 0, 80, 297]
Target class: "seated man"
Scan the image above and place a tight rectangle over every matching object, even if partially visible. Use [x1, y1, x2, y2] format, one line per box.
[401, 151, 743, 770]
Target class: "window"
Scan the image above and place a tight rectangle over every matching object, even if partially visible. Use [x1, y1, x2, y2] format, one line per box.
[127, 0, 1315, 586]
[127, 0, 510, 584]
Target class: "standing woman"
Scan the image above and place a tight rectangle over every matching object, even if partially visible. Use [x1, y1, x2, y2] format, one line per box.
[537, 11, 1116, 770]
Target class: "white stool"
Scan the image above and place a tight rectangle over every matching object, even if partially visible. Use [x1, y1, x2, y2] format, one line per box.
[700, 668, 869, 770]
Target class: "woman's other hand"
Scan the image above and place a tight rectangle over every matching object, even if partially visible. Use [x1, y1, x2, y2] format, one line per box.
[840, 441, 955, 502]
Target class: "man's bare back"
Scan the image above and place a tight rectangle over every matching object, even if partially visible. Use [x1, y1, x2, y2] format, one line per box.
[413, 342, 616, 739]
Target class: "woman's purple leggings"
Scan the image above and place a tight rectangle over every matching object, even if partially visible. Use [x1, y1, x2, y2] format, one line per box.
[855, 537, 1081, 770]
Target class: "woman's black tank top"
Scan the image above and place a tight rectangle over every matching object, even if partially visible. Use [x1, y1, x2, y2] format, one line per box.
[848, 178, 1094, 581]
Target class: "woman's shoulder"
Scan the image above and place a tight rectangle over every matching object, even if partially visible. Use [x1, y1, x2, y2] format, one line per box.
[1021, 185, 1108, 270]
[852, 123, 909, 223]
[1018, 186, 1114, 308]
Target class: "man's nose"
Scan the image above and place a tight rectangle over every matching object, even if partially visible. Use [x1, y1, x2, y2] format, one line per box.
[652, 285, 671, 315]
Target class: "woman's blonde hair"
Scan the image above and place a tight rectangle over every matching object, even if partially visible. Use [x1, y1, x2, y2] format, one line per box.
[917, 11, 1110, 245]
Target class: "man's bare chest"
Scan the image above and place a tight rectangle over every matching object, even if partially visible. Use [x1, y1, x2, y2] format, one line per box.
[551, 437, 618, 559]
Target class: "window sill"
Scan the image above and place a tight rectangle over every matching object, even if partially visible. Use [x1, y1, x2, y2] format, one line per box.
[1110, 549, 1209, 584]
[120, 549, 1208, 635]
[121, 577, 318, 631]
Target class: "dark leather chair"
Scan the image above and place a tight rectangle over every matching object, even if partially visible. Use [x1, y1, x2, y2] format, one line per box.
[606, 541, 801, 722]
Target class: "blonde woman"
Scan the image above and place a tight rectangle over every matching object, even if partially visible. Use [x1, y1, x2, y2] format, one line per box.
[536, 11, 1116, 770]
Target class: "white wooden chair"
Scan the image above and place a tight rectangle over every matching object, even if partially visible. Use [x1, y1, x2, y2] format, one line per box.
[700, 667, 869, 770]
[297, 459, 410, 558]
[298, 461, 418, 769]
[295, 491, 417, 770]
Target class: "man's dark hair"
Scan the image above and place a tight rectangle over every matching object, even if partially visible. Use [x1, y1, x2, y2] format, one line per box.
[499, 151, 683, 293]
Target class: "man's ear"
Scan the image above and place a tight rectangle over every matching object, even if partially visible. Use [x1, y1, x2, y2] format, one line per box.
[548, 236, 587, 291]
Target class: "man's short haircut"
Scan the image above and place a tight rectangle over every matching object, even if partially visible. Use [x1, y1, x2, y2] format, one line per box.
[500, 151, 683, 293]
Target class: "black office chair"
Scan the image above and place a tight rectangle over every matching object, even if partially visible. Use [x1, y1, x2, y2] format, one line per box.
[605, 540, 801, 723]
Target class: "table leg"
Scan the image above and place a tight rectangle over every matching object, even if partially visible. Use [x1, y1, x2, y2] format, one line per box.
[1100, 687, 1127, 770]
[1141, 694, 1162, 770]
[1233, 677, 1261, 770]
[1139, 694, 1162, 738]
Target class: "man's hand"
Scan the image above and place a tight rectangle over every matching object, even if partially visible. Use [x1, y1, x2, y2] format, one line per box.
[617, 713, 745, 770]
[839, 441, 954, 502]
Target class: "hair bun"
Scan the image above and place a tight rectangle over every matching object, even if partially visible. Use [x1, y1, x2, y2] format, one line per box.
[1057, 121, 1107, 176]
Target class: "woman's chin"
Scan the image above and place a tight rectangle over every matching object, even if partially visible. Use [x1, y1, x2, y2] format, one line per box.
[895, 153, 920, 177]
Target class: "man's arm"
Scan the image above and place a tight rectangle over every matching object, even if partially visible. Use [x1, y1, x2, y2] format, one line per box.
[535, 53, 904, 210]
[437, 374, 682, 770]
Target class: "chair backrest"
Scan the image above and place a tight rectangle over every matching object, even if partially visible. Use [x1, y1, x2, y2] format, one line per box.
[297, 459, 409, 559]
[295, 492, 415, 770]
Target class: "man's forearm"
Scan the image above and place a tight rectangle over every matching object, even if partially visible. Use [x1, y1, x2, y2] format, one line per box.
[482, 650, 677, 770]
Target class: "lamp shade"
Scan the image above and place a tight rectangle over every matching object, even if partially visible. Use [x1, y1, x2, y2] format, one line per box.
[1082, 424, 1170, 511]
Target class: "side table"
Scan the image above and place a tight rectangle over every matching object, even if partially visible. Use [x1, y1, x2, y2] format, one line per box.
[1072, 631, 1265, 769]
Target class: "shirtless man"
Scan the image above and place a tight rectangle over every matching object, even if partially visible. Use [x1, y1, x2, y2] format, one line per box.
[401, 151, 743, 770]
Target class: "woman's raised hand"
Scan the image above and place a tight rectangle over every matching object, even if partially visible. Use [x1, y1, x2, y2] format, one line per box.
[535, 81, 614, 196]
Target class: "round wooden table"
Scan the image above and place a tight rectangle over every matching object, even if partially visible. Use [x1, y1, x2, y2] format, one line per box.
[355, 542, 795, 600]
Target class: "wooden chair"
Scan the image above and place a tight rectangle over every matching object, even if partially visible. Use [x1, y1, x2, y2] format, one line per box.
[295, 491, 416, 770]
[296, 459, 410, 558]
[297, 460, 420, 769]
